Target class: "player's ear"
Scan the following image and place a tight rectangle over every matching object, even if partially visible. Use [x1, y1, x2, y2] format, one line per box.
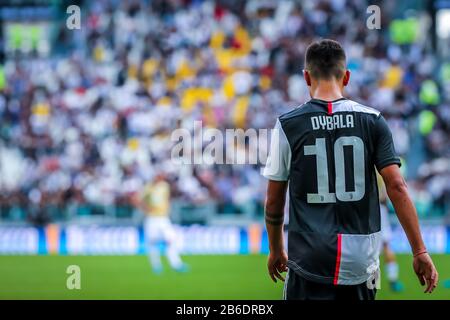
[303, 70, 312, 86]
[343, 70, 350, 86]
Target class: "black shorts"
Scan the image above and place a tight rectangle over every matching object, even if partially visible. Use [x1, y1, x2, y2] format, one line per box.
[283, 269, 377, 300]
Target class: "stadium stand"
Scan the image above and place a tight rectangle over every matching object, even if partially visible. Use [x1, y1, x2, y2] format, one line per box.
[0, 0, 448, 225]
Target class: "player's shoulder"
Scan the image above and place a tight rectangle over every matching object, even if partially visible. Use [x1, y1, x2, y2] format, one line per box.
[278, 101, 320, 122]
[333, 99, 381, 117]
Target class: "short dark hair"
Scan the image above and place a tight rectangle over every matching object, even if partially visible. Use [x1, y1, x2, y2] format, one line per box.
[305, 39, 346, 80]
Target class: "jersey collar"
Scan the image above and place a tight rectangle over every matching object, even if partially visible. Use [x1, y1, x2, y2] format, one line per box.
[309, 97, 348, 104]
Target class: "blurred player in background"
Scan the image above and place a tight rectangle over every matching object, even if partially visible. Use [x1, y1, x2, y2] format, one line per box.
[378, 174, 404, 292]
[135, 173, 188, 274]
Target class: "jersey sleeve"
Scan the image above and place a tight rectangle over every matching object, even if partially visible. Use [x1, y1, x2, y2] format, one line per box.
[373, 115, 401, 171]
[262, 118, 291, 181]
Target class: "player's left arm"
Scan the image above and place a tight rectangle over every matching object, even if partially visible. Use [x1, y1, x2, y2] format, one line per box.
[374, 115, 438, 293]
[380, 164, 438, 293]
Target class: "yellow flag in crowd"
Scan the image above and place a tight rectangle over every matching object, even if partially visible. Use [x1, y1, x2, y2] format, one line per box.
[232, 96, 249, 128]
[142, 58, 158, 79]
[381, 65, 403, 88]
[223, 75, 235, 100]
[210, 30, 226, 49]
[181, 87, 213, 112]
[33, 103, 50, 116]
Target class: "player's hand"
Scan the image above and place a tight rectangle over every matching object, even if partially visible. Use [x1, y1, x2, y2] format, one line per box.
[267, 250, 288, 283]
[413, 252, 438, 293]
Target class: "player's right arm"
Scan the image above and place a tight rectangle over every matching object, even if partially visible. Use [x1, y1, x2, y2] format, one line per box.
[374, 115, 438, 293]
[265, 180, 288, 283]
[263, 119, 291, 283]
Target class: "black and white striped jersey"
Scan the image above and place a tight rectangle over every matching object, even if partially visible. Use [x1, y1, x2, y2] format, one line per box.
[263, 98, 401, 285]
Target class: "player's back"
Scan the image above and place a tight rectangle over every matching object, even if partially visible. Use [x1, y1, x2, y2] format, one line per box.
[267, 97, 401, 285]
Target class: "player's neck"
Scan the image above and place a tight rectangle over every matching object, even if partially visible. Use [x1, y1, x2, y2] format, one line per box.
[310, 81, 344, 102]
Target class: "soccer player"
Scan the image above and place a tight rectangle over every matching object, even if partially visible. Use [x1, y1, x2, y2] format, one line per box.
[135, 173, 188, 274]
[263, 39, 438, 300]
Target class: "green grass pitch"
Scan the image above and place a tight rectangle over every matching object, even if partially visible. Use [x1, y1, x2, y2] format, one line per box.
[0, 254, 449, 299]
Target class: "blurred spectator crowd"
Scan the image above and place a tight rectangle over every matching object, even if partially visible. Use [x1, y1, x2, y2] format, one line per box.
[0, 0, 449, 224]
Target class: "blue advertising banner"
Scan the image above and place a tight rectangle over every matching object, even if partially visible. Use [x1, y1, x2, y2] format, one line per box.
[0, 224, 449, 255]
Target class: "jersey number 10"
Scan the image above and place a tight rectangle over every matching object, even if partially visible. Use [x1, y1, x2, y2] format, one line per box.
[304, 136, 365, 203]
